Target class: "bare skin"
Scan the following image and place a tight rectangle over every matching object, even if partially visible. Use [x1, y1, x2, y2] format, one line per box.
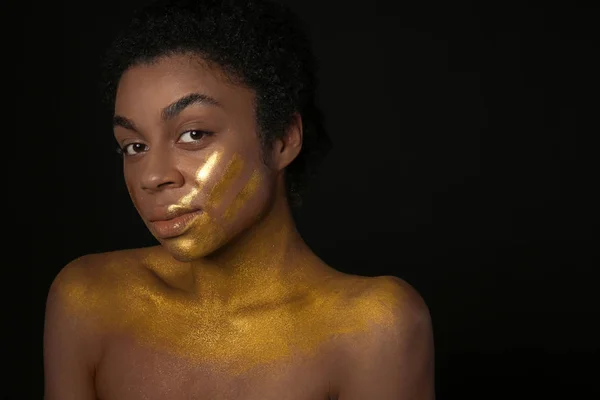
[44, 53, 434, 399]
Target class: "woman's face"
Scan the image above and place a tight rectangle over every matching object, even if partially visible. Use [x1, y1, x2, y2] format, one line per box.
[113, 54, 278, 261]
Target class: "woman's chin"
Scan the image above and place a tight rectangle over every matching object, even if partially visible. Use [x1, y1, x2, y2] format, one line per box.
[158, 229, 226, 262]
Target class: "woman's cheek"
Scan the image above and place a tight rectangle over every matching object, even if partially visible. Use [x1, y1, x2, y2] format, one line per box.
[159, 150, 270, 260]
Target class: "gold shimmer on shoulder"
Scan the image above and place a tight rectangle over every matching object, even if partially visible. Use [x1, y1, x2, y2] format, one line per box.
[60, 253, 401, 376]
[223, 170, 261, 222]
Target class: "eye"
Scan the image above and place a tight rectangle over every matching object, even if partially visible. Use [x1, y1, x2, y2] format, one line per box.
[178, 130, 210, 144]
[122, 142, 149, 156]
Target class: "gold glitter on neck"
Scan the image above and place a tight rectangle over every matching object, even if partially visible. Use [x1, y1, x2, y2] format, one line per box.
[58, 260, 400, 376]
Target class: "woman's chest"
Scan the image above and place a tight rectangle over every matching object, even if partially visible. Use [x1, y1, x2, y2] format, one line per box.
[95, 331, 338, 400]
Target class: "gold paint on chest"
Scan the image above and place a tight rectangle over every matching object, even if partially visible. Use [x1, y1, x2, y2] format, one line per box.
[59, 264, 396, 375]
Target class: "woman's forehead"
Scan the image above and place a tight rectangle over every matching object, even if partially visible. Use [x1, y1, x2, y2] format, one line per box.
[115, 54, 254, 116]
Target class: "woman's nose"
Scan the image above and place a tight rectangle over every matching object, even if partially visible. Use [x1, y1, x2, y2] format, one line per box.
[139, 149, 184, 192]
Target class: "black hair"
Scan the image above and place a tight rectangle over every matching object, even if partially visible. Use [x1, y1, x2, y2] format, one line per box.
[103, 0, 332, 208]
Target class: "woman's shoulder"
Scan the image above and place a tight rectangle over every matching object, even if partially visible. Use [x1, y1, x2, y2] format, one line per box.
[49, 246, 163, 314]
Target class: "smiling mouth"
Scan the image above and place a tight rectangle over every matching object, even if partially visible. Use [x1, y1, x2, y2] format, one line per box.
[149, 209, 203, 239]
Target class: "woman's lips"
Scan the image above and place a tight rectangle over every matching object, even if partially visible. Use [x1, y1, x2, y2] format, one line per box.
[149, 210, 203, 239]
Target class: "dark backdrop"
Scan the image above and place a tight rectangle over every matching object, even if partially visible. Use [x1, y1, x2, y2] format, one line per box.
[27, 1, 598, 399]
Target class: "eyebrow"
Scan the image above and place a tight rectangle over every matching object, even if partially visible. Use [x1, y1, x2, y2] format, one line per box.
[161, 92, 222, 120]
[113, 92, 223, 131]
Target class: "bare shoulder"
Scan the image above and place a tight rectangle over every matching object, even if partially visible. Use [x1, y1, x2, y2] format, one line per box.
[44, 248, 157, 398]
[369, 275, 431, 322]
[365, 275, 431, 335]
[330, 273, 432, 338]
[327, 275, 435, 399]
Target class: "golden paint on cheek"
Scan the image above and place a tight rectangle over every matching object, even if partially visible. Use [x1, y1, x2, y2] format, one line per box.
[223, 169, 262, 222]
[196, 150, 221, 182]
[206, 153, 244, 209]
[168, 150, 222, 214]
[171, 164, 262, 258]
[162, 153, 251, 259]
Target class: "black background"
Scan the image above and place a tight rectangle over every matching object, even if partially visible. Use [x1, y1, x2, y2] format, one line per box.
[26, 0, 598, 399]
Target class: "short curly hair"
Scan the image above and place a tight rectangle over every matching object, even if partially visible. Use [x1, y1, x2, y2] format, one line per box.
[103, 0, 332, 208]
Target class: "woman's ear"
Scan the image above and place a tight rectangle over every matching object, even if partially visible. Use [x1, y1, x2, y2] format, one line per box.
[272, 113, 303, 171]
